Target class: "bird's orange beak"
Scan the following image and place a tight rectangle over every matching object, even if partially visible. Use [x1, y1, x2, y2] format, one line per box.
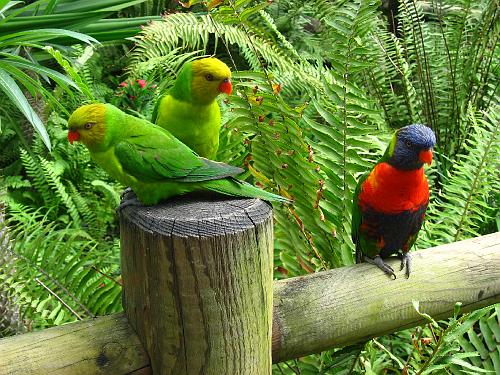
[219, 78, 232, 95]
[419, 148, 433, 165]
[68, 129, 80, 145]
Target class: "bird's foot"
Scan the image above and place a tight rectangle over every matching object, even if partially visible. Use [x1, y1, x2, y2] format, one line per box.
[398, 252, 412, 279]
[364, 255, 396, 279]
[120, 187, 133, 200]
[117, 193, 141, 213]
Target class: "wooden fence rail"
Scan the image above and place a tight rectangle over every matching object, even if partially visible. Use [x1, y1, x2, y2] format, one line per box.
[0, 196, 499, 374]
[272, 232, 500, 362]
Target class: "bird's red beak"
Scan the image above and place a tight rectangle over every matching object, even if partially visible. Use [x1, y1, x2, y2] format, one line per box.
[68, 129, 80, 145]
[419, 148, 433, 165]
[219, 79, 232, 95]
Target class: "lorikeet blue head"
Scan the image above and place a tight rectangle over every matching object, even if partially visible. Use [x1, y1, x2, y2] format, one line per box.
[387, 124, 436, 170]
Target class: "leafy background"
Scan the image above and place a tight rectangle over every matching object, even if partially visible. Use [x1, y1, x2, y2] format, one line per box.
[0, 0, 498, 373]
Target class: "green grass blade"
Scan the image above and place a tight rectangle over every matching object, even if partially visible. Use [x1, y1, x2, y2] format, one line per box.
[0, 28, 99, 45]
[0, 67, 51, 150]
[7, 58, 78, 89]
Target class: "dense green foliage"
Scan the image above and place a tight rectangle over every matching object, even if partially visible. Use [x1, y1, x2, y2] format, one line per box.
[0, 0, 498, 373]
[0, 0, 160, 150]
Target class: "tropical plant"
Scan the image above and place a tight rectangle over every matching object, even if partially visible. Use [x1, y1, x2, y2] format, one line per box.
[0, 203, 122, 331]
[126, 0, 498, 372]
[0, 0, 160, 42]
[0, 0, 160, 150]
[0, 42, 123, 334]
[111, 78, 159, 116]
[0, 0, 498, 372]
[0, 203, 26, 337]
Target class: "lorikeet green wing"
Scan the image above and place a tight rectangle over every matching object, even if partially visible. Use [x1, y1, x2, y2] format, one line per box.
[351, 171, 369, 263]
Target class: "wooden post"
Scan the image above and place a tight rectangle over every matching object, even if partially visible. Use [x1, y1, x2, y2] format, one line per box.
[119, 194, 274, 374]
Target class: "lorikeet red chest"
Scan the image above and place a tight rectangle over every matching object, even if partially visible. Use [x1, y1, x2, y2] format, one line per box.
[357, 162, 429, 258]
[359, 162, 429, 213]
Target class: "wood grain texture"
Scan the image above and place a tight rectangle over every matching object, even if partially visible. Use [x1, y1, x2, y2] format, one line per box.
[120, 193, 274, 374]
[0, 313, 150, 375]
[272, 232, 500, 362]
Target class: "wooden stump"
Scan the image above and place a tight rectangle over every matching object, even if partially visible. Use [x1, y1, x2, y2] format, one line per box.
[119, 193, 274, 375]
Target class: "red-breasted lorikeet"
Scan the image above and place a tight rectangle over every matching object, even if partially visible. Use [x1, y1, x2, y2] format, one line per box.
[351, 124, 436, 278]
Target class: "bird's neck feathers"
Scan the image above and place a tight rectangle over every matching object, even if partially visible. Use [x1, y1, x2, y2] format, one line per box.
[83, 125, 107, 151]
[85, 104, 122, 152]
[190, 79, 220, 105]
[380, 134, 397, 164]
[170, 63, 194, 103]
[360, 162, 429, 213]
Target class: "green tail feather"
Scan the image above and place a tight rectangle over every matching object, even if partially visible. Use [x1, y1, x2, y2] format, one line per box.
[203, 178, 291, 203]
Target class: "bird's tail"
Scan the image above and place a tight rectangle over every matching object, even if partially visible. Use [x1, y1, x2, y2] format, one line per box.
[202, 178, 291, 204]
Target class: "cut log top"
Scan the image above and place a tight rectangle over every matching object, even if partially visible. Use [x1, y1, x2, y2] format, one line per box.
[120, 193, 272, 237]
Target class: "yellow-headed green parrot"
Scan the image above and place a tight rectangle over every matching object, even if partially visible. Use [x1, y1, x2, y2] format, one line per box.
[151, 57, 232, 159]
[67, 103, 288, 206]
[351, 124, 436, 278]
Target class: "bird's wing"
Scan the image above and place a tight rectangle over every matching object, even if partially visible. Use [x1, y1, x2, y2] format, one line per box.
[403, 202, 429, 251]
[114, 123, 243, 183]
[351, 171, 370, 263]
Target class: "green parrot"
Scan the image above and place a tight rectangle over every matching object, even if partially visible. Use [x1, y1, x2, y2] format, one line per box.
[67, 103, 288, 206]
[151, 57, 232, 160]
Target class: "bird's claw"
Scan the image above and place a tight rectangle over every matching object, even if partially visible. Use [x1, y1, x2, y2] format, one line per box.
[117, 194, 141, 213]
[120, 187, 133, 200]
[365, 255, 396, 279]
[398, 252, 412, 278]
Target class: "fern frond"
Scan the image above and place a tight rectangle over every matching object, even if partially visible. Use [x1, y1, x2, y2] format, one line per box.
[19, 149, 56, 208]
[38, 157, 81, 228]
[398, 0, 439, 130]
[129, 12, 323, 91]
[419, 104, 499, 246]
[67, 181, 101, 237]
[3, 208, 122, 328]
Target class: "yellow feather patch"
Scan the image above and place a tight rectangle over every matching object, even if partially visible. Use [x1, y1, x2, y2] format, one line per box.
[69, 104, 106, 124]
[68, 103, 107, 148]
[192, 57, 231, 80]
[191, 57, 231, 104]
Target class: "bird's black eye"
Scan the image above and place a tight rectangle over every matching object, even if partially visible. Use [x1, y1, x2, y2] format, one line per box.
[404, 140, 412, 148]
[205, 74, 214, 81]
[84, 122, 94, 130]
